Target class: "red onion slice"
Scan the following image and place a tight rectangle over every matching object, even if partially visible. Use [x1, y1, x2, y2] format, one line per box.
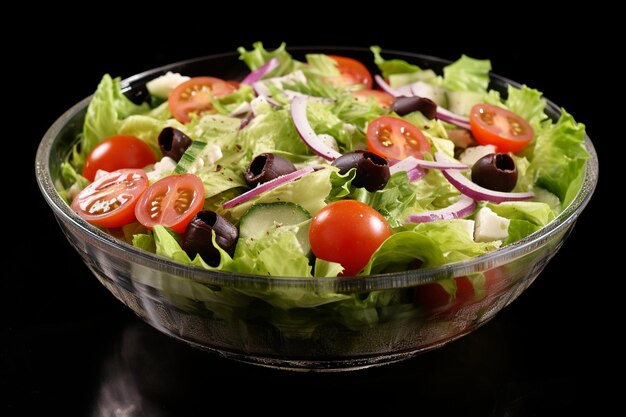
[435, 152, 534, 202]
[242, 58, 280, 85]
[406, 167, 426, 182]
[290, 96, 342, 161]
[406, 195, 476, 223]
[436, 107, 471, 130]
[222, 166, 316, 209]
[238, 112, 254, 130]
[389, 156, 468, 175]
[374, 75, 400, 97]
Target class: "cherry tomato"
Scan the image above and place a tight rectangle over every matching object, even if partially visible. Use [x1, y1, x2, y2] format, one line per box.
[327, 55, 373, 88]
[82, 135, 156, 182]
[71, 169, 149, 228]
[168, 77, 237, 123]
[413, 276, 475, 316]
[309, 200, 392, 276]
[469, 104, 534, 153]
[366, 116, 431, 160]
[351, 89, 394, 108]
[135, 174, 205, 234]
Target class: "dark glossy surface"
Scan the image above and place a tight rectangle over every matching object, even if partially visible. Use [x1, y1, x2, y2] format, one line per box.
[8, 14, 618, 415]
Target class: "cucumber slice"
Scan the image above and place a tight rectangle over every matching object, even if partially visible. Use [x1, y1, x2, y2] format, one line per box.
[239, 202, 312, 254]
[446, 91, 483, 116]
[175, 140, 222, 174]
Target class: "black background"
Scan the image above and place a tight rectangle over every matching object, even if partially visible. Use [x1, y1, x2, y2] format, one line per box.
[3, 9, 617, 416]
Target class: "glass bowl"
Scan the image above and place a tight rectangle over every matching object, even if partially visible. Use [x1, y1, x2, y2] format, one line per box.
[35, 47, 598, 371]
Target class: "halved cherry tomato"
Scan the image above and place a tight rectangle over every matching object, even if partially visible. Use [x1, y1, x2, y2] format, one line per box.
[413, 276, 476, 316]
[352, 89, 394, 108]
[135, 174, 205, 234]
[327, 55, 373, 89]
[71, 169, 149, 228]
[168, 77, 237, 123]
[366, 116, 431, 160]
[469, 104, 534, 153]
[82, 135, 156, 182]
[309, 200, 392, 276]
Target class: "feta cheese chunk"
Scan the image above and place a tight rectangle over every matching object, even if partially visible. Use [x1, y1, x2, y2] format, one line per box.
[457, 219, 476, 240]
[474, 207, 510, 242]
[459, 145, 497, 167]
[146, 72, 190, 99]
[147, 156, 177, 181]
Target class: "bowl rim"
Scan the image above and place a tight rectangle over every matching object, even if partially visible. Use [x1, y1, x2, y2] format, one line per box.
[35, 46, 599, 292]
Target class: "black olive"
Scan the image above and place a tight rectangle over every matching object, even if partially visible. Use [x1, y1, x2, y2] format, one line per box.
[332, 150, 390, 192]
[391, 96, 437, 119]
[182, 211, 238, 266]
[158, 127, 192, 162]
[244, 153, 297, 187]
[471, 153, 518, 192]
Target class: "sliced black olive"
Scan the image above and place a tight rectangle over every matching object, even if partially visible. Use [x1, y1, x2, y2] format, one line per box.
[471, 153, 518, 192]
[391, 96, 437, 119]
[244, 153, 297, 187]
[158, 127, 192, 162]
[332, 150, 390, 192]
[183, 210, 238, 266]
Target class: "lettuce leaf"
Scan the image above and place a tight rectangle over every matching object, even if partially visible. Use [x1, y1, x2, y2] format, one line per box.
[370, 46, 420, 78]
[364, 220, 498, 275]
[237, 42, 301, 77]
[441, 55, 491, 93]
[486, 201, 555, 244]
[527, 110, 589, 207]
[505, 85, 549, 133]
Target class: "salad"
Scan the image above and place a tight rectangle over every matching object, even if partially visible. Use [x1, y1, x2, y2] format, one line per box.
[60, 42, 589, 285]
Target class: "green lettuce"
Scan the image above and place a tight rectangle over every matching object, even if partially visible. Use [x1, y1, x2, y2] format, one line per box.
[117, 114, 186, 155]
[241, 108, 310, 157]
[331, 93, 387, 128]
[370, 46, 420, 78]
[212, 84, 256, 115]
[505, 85, 549, 133]
[303, 54, 341, 77]
[365, 172, 417, 227]
[230, 226, 312, 277]
[486, 201, 554, 244]
[527, 110, 589, 207]
[56, 161, 89, 201]
[442, 55, 491, 93]
[364, 219, 499, 275]
[237, 42, 301, 77]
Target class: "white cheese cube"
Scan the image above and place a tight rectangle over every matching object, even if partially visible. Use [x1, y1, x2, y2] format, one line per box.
[146, 72, 190, 99]
[457, 219, 476, 240]
[474, 207, 510, 242]
[459, 145, 497, 167]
